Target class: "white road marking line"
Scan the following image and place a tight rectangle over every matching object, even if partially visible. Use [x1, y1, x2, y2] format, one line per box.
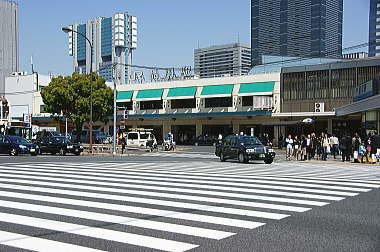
[0, 213, 199, 252]
[14, 163, 376, 191]
[0, 175, 329, 206]
[0, 199, 235, 240]
[0, 184, 267, 228]
[0, 230, 105, 252]
[1, 166, 361, 197]
[0, 169, 346, 201]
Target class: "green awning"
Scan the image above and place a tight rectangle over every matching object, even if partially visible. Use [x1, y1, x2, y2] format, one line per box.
[201, 84, 234, 98]
[167, 87, 197, 100]
[238, 82, 275, 96]
[116, 91, 133, 101]
[136, 89, 163, 101]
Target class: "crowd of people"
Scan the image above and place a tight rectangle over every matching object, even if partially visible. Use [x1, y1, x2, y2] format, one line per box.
[278, 133, 380, 163]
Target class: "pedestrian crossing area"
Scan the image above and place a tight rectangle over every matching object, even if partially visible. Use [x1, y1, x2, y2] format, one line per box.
[0, 161, 379, 251]
[138, 151, 218, 159]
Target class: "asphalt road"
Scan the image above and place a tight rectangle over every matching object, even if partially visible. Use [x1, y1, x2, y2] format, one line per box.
[0, 148, 379, 252]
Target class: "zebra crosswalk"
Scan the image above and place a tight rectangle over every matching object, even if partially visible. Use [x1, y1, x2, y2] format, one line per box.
[0, 161, 379, 251]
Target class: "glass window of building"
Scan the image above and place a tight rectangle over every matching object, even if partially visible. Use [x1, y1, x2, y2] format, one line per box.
[171, 99, 196, 109]
[140, 100, 163, 110]
[204, 97, 233, 108]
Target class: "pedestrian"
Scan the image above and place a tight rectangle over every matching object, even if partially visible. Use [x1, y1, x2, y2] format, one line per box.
[306, 134, 312, 160]
[121, 136, 126, 154]
[286, 135, 294, 161]
[352, 133, 361, 163]
[293, 136, 300, 160]
[340, 135, 351, 162]
[278, 135, 284, 150]
[330, 134, 339, 159]
[301, 135, 307, 161]
[321, 133, 330, 161]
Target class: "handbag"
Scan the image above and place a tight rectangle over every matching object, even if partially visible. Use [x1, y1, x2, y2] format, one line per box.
[353, 151, 359, 159]
[326, 146, 331, 154]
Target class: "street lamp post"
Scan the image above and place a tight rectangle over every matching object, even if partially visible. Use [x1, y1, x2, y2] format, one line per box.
[62, 27, 94, 152]
[114, 46, 126, 155]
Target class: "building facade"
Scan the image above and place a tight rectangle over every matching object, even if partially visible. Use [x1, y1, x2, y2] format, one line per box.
[369, 0, 380, 56]
[3, 72, 54, 138]
[0, 0, 18, 96]
[277, 57, 380, 136]
[194, 43, 251, 78]
[67, 12, 137, 83]
[116, 74, 280, 143]
[251, 0, 343, 65]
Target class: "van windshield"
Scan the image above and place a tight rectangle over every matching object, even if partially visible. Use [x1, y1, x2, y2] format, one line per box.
[140, 134, 149, 139]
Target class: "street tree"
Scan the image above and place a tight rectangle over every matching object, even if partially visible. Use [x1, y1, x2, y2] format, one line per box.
[41, 73, 113, 141]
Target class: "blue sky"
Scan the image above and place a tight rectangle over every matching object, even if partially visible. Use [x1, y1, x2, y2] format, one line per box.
[17, 0, 370, 76]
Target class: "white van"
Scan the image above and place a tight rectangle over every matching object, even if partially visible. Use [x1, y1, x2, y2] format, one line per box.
[126, 129, 157, 151]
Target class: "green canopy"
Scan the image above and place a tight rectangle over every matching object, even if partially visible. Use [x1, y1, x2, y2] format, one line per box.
[116, 91, 133, 101]
[167, 87, 197, 99]
[238, 82, 275, 96]
[136, 89, 164, 101]
[201, 84, 234, 97]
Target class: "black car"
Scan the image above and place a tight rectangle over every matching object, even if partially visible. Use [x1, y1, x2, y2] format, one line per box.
[194, 135, 216, 146]
[216, 135, 275, 164]
[0, 135, 38, 156]
[36, 136, 83, 155]
[70, 130, 107, 144]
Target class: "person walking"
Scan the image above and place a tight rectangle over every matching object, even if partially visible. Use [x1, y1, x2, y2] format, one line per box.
[352, 133, 361, 163]
[305, 134, 312, 160]
[301, 135, 307, 161]
[286, 135, 294, 161]
[330, 134, 339, 159]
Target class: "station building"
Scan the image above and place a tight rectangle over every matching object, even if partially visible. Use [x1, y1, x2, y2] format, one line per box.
[116, 74, 280, 144]
[275, 56, 380, 137]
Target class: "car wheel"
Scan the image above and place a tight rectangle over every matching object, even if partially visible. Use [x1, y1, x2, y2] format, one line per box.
[264, 158, 273, 164]
[220, 152, 226, 162]
[31, 152, 38, 156]
[238, 153, 248, 163]
[51, 152, 57, 155]
[59, 148, 66, 156]
[10, 148, 18, 156]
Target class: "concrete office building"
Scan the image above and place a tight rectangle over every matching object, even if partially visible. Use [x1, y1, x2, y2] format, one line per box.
[369, 0, 380, 56]
[251, 0, 343, 65]
[0, 0, 18, 96]
[194, 43, 251, 78]
[67, 12, 137, 83]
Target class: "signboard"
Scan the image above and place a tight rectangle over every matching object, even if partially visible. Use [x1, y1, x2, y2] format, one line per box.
[128, 66, 195, 84]
[353, 80, 374, 102]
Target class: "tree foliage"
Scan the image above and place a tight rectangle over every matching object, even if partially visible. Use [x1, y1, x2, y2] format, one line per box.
[41, 73, 113, 138]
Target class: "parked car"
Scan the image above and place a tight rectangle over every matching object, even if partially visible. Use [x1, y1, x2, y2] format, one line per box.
[36, 136, 83, 155]
[0, 135, 39, 156]
[216, 135, 275, 164]
[125, 129, 158, 151]
[70, 130, 108, 144]
[193, 135, 216, 146]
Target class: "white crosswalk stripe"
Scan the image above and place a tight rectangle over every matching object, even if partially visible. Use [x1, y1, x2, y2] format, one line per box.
[0, 161, 379, 251]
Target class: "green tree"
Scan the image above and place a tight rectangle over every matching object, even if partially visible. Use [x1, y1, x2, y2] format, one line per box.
[41, 73, 113, 141]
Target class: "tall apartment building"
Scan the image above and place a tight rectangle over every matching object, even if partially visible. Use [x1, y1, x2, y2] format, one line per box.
[251, 0, 343, 66]
[0, 0, 18, 95]
[369, 0, 380, 56]
[194, 43, 251, 79]
[67, 12, 137, 84]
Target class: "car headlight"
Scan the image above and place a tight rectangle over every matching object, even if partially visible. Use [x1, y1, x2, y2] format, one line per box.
[79, 146, 84, 149]
[67, 145, 73, 149]
[268, 149, 275, 153]
[19, 145, 27, 149]
[246, 149, 256, 153]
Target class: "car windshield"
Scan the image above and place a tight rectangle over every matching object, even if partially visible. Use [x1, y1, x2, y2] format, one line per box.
[50, 131, 61, 136]
[54, 137, 69, 144]
[11, 137, 29, 144]
[239, 136, 262, 145]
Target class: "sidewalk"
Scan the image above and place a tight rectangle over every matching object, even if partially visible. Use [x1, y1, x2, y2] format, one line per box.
[276, 148, 380, 166]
